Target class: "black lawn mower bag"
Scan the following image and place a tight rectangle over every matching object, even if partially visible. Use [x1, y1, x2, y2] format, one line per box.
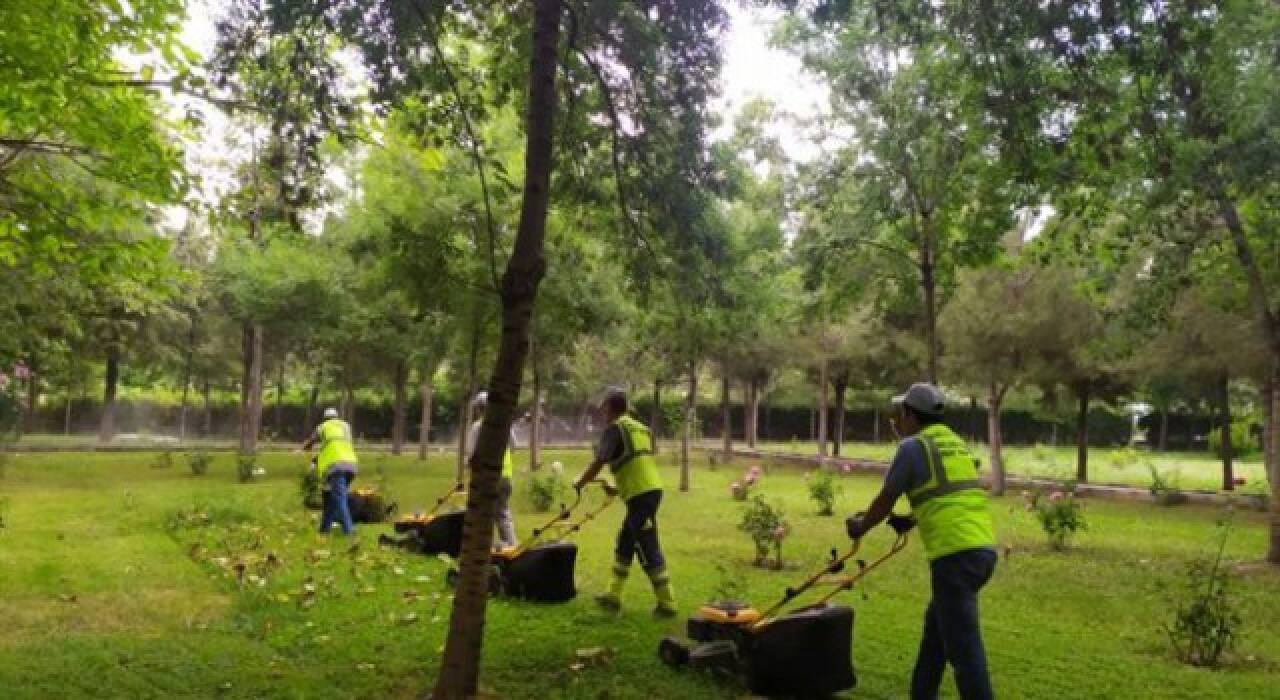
[740, 604, 856, 697]
[392, 510, 466, 557]
[493, 542, 578, 603]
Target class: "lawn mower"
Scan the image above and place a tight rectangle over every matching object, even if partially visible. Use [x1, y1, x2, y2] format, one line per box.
[445, 480, 617, 603]
[658, 513, 917, 698]
[379, 482, 468, 557]
[303, 459, 394, 523]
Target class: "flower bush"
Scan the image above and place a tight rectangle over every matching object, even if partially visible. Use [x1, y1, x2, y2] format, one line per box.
[807, 470, 841, 516]
[0, 364, 24, 479]
[528, 469, 569, 513]
[738, 494, 789, 569]
[731, 465, 762, 501]
[1024, 489, 1087, 550]
[1163, 517, 1241, 668]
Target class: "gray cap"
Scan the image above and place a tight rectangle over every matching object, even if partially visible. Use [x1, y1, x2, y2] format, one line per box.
[323, 407, 339, 419]
[892, 383, 945, 416]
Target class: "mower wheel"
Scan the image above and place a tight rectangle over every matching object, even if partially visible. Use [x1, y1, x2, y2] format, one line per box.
[658, 636, 692, 668]
[487, 565, 504, 596]
[688, 640, 739, 677]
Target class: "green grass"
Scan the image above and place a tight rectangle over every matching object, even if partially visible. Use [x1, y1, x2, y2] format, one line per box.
[0, 449, 1278, 698]
[736, 440, 1267, 493]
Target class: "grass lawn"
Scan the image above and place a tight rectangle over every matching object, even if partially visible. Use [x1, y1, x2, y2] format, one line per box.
[737, 440, 1268, 494]
[0, 449, 1278, 698]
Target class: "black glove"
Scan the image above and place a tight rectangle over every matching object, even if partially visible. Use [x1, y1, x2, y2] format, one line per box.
[845, 515, 867, 540]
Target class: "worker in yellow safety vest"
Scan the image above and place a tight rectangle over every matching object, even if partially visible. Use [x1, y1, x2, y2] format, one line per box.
[574, 388, 676, 617]
[467, 391, 518, 548]
[846, 383, 997, 699]
[301, 407, 360, 535]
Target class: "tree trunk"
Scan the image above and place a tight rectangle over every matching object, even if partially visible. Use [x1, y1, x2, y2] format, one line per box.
[1158, 408, 1169, 452]
[1220, 373, 1234, 491]
[63, 387, 73, 436]
[23, 363, 38, 435]
[817, 360, 829, 459]
[433, 3, 560, 694]
[650, 379, 662, 453]
[201, 374, 212, 437]
[987, 384, 1007, 496]
[872, 405, 881, 443]
[98, 349, 120, 444]
[273, 360, 285, 439]
[968, 396, 978, 441]
[720, 370, 731, 463]
[681, 369, 697, 492]
[833, 380, 847, 457]
[1075, 382, 1090, 484]
[458, 310, 482, 478]
[921, 239, 939, 384]
[391, 359, 408, 456]
[238, 322, 264, 455]
[418, 365, 435, 461]
[1264, 367, 1280, 564]
[747, 378, 760, 448]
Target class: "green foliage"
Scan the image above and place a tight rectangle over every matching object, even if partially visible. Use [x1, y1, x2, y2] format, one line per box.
[1164, 518, 1242, 668]
[299, 466, 323, 510]
[737, 495, 789, 569]
[186, 451, 213, 477]
[709, 562, 746, 604]
[1208, 422, 1259, 460]
[1147, 463, 1186, 507]
[150, 450, 175, 470]
[807, 469, 841, 516]
[527, 469, 568, 513]
[1023, 489, 1087, 550]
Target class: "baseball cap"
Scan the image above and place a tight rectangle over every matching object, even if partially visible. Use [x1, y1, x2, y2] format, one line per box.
[323, 407, 339, 419]
[891, 383, 945, 416]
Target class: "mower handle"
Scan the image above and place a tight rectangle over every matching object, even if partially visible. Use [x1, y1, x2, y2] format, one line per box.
[887, 513, 917, 536]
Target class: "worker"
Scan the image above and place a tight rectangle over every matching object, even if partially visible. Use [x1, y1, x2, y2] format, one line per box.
[467, 391, 518, 549]
[573, 388, 676, 618]
[844, 383, 997, 700]
[300, 407, 360, 536]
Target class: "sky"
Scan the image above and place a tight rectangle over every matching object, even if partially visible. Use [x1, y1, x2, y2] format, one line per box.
[161, 2, 826, 226]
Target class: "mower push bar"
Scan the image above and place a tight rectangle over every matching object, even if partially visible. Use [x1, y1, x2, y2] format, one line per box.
[517, 479, 616, 556]
[752, 513, 916, 628]
[426, 481, 467, 517]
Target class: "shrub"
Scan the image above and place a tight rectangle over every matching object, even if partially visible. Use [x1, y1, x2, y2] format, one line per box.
[528, 469, 568, 513]
[1164, 517, 1241, 668]
[0, 495, 9, 531]
[299, 466, 323, 510]
[1147, 463, 1186, 506]
[738, 495, 789, 569]
[807, 470, 841, 516]
[186, 451, 214, 477]
[150, 450, 175, 470]
[1023, 489, 1087, 550]
[236, 455, 257, 483]
[1207, 421, 1259, 459]
[1109, 446, 1144, 469]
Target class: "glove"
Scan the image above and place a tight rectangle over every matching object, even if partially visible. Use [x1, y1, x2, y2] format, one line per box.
[845, 515, 868, 540]
[601, 482, 618, 497]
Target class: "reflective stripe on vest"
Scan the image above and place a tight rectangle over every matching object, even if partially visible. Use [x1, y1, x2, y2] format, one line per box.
[609, 415, 662, 501]
[317, 419, 358, 476]
[905, 424, 995, 561]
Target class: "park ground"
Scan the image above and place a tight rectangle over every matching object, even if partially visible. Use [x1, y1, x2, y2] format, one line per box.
[0, 448, 1278, 698]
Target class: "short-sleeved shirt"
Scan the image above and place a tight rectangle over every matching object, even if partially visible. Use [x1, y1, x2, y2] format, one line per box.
[882, 436, 933, 502]
[595, 424, 624, 465]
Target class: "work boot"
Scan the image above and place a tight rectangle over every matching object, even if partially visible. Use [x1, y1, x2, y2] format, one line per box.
[647, 566, 677, 618]
[594, 592, 622, 612]
[596, 561, 629, 612]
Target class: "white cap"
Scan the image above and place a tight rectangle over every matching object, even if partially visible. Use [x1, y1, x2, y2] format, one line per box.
[323, 407, 339, 419]
[472, 391, 489, 408]
[892, 383, 945, 416]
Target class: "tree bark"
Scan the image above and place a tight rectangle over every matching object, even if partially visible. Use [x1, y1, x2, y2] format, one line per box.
[921, 237, 939, 384]
[1220, 373, 1234, 491]
[391, 358, 408, 456]
[817, 359, 829, 459]
[1075, 382, 1090, 484]
[23, 362, 38, 435]
[418, 364, 435, 461]
[303, 372, 319, 438]
[98, 349, 120, 444]
[746, 377, 760, 449]
[720, 370, 731, 463]
[273, 360, 285, 439]
[238, 322, 264, 455]
[63, 387, 73, 436]
[432, 3, 560, 695]
[1264, 367, 1280, 564]
[681, 369, 697, 492]
[201, 374, 213, 437]
[987, 384, 1007, 496]
[872, 405, 881, 444]
[833, 380, 847, 457]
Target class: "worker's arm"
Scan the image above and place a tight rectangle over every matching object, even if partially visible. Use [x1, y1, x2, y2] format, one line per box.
[297, 429, 319, 453]
[846, 487, 898, 539]
[574, 458, 607, 491]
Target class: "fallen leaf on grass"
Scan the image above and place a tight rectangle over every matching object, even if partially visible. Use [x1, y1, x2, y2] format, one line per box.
[58, 594, 78, 604]
[414, 575, 431, 584]
[315, 635, 330, 643]
[400, 612, 418, 625]
[356, 662, 376, 672]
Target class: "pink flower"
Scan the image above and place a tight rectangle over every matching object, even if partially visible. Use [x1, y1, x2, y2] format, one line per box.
[748, 465, 762, 477]
[12, 362, 29, 381]
[0, 373, 8, 391]
[1049, 492, 1064, 503]
[771, 524, 789, 541]
[745, 474, 758, 486]
[730, 481, 741, 492]
[841, 463, 852, 473]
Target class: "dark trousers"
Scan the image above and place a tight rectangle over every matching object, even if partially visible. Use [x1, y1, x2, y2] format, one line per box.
[911, 547, 997, 700]
[615, 490, 665, 572]
[320, 469, 355, 535]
